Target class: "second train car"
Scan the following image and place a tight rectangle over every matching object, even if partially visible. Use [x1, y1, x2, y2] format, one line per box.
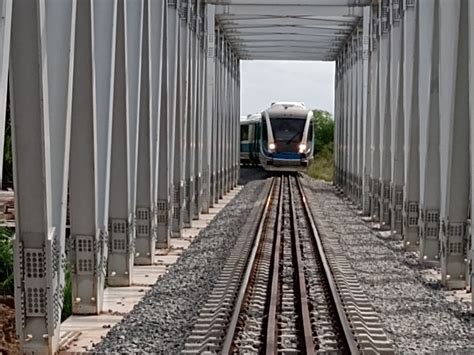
[239, 113, 261, 165]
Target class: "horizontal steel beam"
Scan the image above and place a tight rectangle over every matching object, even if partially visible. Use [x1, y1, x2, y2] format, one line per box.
[206, 0, 370, 6]
[224, 31, 350, 39]
[239, 47, 336, 54]
[215, 5, 363, 17]
[218, 16, 358, 26]
[229, 37, 342, 44]
[241, 54, 332, 60]
[231, 42, 341, 50]
[220, 25, 355, 33]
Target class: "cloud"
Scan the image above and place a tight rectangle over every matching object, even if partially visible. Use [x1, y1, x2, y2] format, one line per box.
[240, 60, 335, 115]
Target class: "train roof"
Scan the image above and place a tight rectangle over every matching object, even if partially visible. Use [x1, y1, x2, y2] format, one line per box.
[265, 104, 311, 120]
[270, 102, 306, 109]
[241, 113, 261, 123]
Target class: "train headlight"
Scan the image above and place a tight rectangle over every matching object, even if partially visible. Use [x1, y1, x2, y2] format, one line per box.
[298, 143, 307, 153]
[268, 143, 276, 151]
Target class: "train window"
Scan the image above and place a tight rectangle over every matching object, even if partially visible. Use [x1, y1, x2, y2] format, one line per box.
[270, 117, 305, 143]
[262, 119, 268, 146]
[240, 124, 249, 141]
[308, 122, 314, 141]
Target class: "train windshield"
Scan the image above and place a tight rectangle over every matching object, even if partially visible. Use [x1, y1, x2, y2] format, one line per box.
[270, 117, 306, 143]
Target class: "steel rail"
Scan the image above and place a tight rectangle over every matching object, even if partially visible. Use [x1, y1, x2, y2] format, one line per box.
[296, 176, 360, 355]
[264, 175, 284, 355]
[288, 175, 316, 355]
[221, 177, 278, 354]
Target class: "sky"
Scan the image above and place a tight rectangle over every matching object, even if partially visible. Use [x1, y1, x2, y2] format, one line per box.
[240, 60, 335, 116]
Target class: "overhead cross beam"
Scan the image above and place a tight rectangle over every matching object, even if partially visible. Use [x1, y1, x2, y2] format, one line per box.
[207, 0, 366, 60]
[215, 5, 363, 17]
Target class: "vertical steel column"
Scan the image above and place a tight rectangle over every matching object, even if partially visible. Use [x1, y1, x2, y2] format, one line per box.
[229, 49, 235, 191]
[352, 36, 358, 201]
[338, 56, 344, 190]
[379, 0, 392, 228]
[135, 0, 153, 263]
[438, 0, 470, 289]
[339, 55, 345, 190]
[11, 0, 76, 352]
[231, 50, 237, 189]
[349, 37, 357, 199]
[193, 1, 205, 219]
[230, 54, 236, 188]
[356, 29, 364, 208]
[184, 0, 197, 227]
[334, 57, 341, 188]
[202, 4, 215, 213]
[136, 0, 167, 261]
[418, 0, 440, 264]
[232, 52, 237, 188]
[402, 0, 420, 250]
[361, 6, 371, 215]
[341, 50, 348, 192]
[156, 2, 171, 248]
[389, 0, 404, 236]
[354, 34, 361, 203]
[0, 0, 11, 189]
[225, 48, 232, 193]
[69, 0, 116, 315]
[220, 36, 227, 198]
[214, 30, 222, 203]
[370, 3, 381, 221]
[468, 0, 474, 305]
[167, 0, 179, 236]
[217, 35, 224, 200]
[220, 40, 226, 196]
[172, 0, 189, 237]
[232, 51, 237, 188]
[345, 43, 352, 195]
[108, 0, 143, 287]
[342, 47, 349, 193]
[356, 31, 362, 205]
[225, 44, 230, 194]
[235, 58, 241, 187]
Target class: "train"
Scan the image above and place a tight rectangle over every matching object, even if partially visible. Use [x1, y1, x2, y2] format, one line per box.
[239, 113, 261, 165]
[240, 102, 315, 172]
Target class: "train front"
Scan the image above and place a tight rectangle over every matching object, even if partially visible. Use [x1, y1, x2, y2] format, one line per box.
[259, 104, 314, 172]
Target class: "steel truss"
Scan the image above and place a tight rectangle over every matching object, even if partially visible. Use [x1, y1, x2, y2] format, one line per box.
[6, 0, 240, 353]
[4, 0, 474, 354]
[335, 0, 473, 303]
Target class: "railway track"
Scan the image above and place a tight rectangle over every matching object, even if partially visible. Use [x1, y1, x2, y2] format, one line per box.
[183, 175, 393, 354]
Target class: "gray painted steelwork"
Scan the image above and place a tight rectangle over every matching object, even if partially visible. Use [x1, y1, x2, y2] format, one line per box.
[5, 0, 473, 354]
[335, 0, 473, 308]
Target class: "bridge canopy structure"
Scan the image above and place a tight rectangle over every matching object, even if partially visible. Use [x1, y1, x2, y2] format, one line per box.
[208, 0, 369, 60]
[0, 0, 473, 354]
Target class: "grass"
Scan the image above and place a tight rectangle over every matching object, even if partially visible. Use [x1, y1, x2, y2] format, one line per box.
[0, 227, 14, 296]
[62, 266, 72, 321]
[308, 144, 334, 182]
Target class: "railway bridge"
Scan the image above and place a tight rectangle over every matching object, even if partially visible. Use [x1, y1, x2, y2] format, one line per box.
[0, 0, 472, 353]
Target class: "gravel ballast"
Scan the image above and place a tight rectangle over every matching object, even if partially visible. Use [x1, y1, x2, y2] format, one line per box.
[301, 176, 473, 354]
[95, 170, 269, 353]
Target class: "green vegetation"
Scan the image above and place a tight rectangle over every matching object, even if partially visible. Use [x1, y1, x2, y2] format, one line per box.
[3, 115, 13, 187]
[308, 110, 334, 182]
[0, 227, 14, 296]
[62, 266, 72, 321]
[0, 226, 72, 320]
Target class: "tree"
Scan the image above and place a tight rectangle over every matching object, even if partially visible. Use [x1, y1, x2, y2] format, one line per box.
[312, 109, 334, 154]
